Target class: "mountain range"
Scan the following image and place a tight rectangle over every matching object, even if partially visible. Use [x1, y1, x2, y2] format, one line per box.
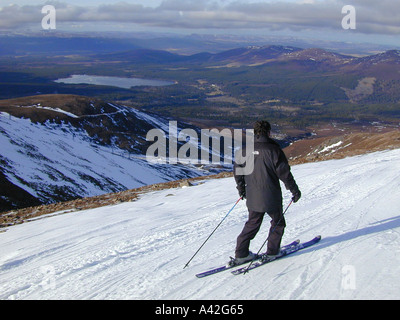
[2, 42, 400, 117]
[1, 41, 400, 213]
[92, 45, 400, 107]
[95, 45, 400, 71]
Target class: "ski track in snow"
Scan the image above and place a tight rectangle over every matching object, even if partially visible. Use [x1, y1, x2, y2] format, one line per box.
[0, 149, 400, 299]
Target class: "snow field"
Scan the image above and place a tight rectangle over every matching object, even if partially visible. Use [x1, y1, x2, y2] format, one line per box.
[0, 149, 399, 299]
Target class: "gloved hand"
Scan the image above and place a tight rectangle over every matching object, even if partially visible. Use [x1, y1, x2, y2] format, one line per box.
[292, 190, 301, 203]
[237, 186, 246, 200]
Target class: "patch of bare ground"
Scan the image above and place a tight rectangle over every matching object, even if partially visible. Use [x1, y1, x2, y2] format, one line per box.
[0, 171, 232, 231]
[341, 77, 376, 103]
[285, 129, 400, 164]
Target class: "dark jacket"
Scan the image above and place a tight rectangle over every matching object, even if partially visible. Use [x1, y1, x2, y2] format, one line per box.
[234, 135, 299, 213]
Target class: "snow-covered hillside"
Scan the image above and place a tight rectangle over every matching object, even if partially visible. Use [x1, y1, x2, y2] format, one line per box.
[0, 149, 399, 300]
[0, 106, 212, 209]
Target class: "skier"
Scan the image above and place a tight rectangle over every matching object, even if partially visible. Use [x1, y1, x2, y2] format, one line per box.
[231, 120, 301, 266]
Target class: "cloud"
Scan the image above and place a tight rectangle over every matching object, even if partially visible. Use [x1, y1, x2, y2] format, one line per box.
[0, 4, 41, 28]
[0, 0, 399, 35]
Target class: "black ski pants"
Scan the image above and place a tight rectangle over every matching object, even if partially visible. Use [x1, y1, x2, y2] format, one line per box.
[235, 209, 286, 258]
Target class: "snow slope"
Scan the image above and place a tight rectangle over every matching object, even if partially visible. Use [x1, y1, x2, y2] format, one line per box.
[0, 110, 208, 206]
[0, 149, 400, 300]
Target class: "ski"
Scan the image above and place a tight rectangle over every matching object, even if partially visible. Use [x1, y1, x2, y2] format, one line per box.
[195, 239, 300, 278]
[232, 235, 322, 275]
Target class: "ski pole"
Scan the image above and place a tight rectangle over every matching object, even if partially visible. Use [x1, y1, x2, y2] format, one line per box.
[183, 197, 243, 269]
[243, 199, 293, 274]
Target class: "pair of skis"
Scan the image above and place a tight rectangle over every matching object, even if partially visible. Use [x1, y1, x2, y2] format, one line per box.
[195, 235, 321, 278]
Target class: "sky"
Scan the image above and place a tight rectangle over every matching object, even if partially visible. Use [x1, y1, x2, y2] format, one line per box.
[0, 0, 399, 47]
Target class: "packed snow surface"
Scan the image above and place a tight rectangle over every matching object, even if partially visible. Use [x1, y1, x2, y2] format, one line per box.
[1, 149, 400, 300]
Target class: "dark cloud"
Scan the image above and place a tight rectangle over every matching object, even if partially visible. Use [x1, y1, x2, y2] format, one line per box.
[0, 0, 399, 35]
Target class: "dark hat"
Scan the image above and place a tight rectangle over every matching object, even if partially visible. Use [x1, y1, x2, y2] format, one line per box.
[254, 120, 271, 137]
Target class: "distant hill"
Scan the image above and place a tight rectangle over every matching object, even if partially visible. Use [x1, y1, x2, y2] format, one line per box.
[1, 43, 400, 128]
[92, 46, 400, 107]
[204, 45, 302, 66]
[94, 45, 400, 70]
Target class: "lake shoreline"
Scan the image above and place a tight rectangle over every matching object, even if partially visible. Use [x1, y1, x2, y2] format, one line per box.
[54, 74, 175, 89]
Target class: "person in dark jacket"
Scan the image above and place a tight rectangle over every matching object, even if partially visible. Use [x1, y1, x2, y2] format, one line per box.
[231, 120, 301, 265]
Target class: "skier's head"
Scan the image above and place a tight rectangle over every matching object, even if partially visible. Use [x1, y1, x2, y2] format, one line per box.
[254, 120, 271, 138]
